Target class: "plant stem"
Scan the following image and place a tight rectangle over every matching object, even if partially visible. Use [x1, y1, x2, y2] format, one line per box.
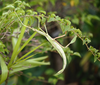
[5, 71, 9, 85]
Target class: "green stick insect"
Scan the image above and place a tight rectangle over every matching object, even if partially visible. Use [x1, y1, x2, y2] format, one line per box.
[15, 12, 77, 76]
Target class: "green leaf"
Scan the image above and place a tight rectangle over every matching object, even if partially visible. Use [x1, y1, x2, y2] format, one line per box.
[4, 4, 15, 10]
[72, 17, 79, 25]
[12, 29, 19, 50]
[59, 19, 71, 33]
[89, 46, 98, 53]
[27, 72, 32, 76]
[94, 56, 98, 62]
[0, 55, 8, 84]
[23, 1, 30, 7]
[47, 14, 56, 22]
[50, 0, 56, 6]
[56, 74, 64, 80]
[85, 38, 91, 43]
[48, 77, 57, 85]
[55, 16, 61, 21]
[39, 10, 46, 15]
[41, 17, 46, 25]
[67, 54, 72, 64]
[83, 38, 91, 45]
[8, 17, 29, 68]
[32, 12, 38, 15]
[26, 10, 33, 14]
[2, 11, 11, 16]
[70, 35, 77, 44]
[14, 0, 22, 4]
[16, 31, 37, 59]
[98, 52, 100, 57]
[36, 7, 44, 11]
[73, 52, 81, 57]
[80, 52, 92, 66]
[45, 68, 55, 75]
[16, 9, 25, 15]
[0, 41, 5, 53]
[38, 76, 45, 80]
[9, 56, 50, 75]
[29, 56, 49, 61]
[47, 17, 55, 22]
[74, 29, 82, 36]
[83, 39, 86, 45]
[16, 43, 45, 63]
[87, 15, 100, 21]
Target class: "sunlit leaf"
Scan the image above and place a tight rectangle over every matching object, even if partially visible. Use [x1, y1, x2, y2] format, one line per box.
[94, 56, 98, 62]
[9, 56, 50, 75]
[16, 43, 44, 62]
[72, 17, 79, 25]
[48, 77, 57, 85]
[16, 31, 37, 59]
[70, 35, 77, 44]
[0, 55, 8, 84]
[73, 52, 81, 57]
[4, 4, 15, 10]
[39, 10, 46, 15]
[8, 17, 29, 67]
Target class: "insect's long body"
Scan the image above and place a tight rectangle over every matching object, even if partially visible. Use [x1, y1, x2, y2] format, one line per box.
[45, 34, 67, 76]
[15, 12, 67, 76]
[32, 29, 67, 76]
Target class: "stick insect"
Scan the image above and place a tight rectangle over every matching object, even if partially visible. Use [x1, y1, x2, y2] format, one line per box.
[15, 12, 75, 76]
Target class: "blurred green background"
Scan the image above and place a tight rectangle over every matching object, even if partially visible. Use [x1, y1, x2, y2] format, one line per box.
[0, 0, 100, 85]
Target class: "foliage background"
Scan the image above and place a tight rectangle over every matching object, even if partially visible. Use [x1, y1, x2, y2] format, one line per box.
[0, 0, 100, 85]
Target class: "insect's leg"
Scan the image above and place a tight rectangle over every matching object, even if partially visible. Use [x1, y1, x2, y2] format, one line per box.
[44, 23, 48, 34]
[53, 31, 72, 48]
[57, 41, 71, 48]
[54, 31, 67, 39]
[64, 43, 71, 48]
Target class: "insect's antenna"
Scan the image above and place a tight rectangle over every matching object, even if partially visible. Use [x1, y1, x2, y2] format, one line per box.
[44, 23, 48, 34]
[37, 17, 45, 33]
